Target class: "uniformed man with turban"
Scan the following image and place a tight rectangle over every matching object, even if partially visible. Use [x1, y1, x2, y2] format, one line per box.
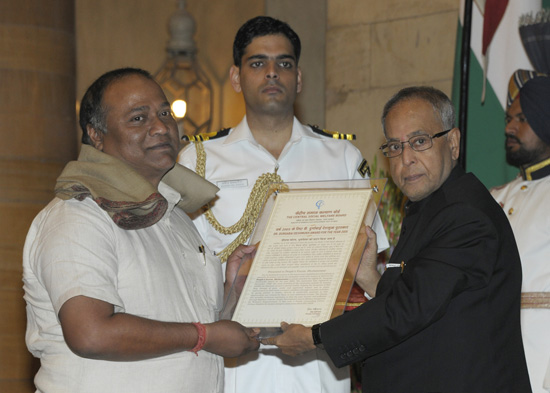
[491, 69, 550, 393]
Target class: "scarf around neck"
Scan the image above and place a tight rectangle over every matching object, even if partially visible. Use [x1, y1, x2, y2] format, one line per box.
[55, 145, 218, 230]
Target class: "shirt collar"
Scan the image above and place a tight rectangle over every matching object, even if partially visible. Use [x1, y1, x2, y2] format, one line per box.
[223, 116, 322, 147]
[158, 182, 181, 215]
[404, 165, 464, 216]
[520, 157, 550, 181]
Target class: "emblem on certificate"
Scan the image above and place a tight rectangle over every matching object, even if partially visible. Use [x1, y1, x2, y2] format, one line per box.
[221, 179, 387, 338]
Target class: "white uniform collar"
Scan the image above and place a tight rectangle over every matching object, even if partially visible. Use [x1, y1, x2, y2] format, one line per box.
[224, 115, 324, 148]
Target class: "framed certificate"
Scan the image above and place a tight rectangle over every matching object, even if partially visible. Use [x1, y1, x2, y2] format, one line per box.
[221, 179, 386, 337]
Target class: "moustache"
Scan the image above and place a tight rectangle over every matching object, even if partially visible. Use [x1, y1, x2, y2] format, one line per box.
[505, 134, 520, 144]
[262, 81, 284, 89]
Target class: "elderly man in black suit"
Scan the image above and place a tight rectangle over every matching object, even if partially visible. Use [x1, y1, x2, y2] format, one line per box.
[262, 86, 531, 393]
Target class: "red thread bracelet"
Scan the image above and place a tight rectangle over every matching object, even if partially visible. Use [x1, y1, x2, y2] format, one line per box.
[190, 322, 207, 356]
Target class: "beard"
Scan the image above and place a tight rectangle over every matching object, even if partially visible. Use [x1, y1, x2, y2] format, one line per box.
[505, 135, 547, 167]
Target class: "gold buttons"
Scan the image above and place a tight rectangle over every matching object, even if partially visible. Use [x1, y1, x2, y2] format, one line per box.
[508, 208, 514, 215]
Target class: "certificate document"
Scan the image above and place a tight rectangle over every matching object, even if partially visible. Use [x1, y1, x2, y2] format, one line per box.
[231, 188, 372, 328]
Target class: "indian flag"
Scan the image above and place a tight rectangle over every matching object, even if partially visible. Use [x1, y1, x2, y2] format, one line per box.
[451, 0, 546, 188]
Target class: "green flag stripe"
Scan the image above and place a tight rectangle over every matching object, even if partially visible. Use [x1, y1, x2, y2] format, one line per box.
[451, 21, 518, 189]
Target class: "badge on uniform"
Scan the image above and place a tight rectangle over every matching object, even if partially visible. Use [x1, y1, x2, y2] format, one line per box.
[357, 158, 371, 178]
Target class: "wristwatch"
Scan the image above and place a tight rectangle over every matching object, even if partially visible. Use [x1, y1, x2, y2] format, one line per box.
[311, 323, 324, 349]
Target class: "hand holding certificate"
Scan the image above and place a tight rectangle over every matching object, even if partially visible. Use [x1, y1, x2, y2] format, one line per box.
[260, 226, 380, 356]
[221, 179, 385, 337]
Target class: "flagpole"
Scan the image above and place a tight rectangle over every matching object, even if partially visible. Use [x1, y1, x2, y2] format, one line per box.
[459, 0, 473, 170]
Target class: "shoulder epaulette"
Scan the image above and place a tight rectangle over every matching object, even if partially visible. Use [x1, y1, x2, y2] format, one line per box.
[182, 128, 231, 142]
[309, 124, 356, 141]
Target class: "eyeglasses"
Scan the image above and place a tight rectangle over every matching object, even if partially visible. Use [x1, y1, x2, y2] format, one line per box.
[379, 129, 452, 158]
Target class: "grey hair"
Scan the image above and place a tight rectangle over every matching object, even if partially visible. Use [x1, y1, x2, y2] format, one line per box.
[381, 86, 456, 137]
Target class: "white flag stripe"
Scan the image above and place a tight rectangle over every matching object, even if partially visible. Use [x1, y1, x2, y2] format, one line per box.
[460, 0, 541, 109]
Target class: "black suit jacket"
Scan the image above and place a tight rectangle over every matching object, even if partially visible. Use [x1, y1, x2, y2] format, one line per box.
[322, 167, 531, 393]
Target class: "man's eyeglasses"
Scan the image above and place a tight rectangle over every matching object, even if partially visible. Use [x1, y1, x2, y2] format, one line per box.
[379, 129, 452, 158]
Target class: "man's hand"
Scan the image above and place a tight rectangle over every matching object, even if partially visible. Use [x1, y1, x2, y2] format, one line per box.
[225, 244, 257, 297]
[260, 322, 316, 357]
[204, 320, 260, 357]
[59, 295, 259, 361]
[355, 225, 381, 297]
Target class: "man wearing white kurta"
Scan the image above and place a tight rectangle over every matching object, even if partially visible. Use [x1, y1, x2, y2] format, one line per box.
[491, 70, 550, 393]
[179, 16, 388, 393]
[23, 68, 260, 393]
